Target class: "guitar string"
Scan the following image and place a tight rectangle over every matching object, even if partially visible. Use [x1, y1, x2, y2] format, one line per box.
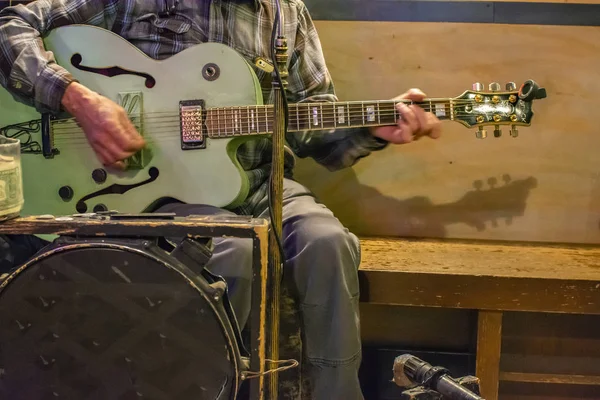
[38, 98, 483, 124]
[48, 104, 492, 135]
[54, 115, 492, 140]
[37, 99, 488, 127]
[51, 118, 501, 137]
[51, 112, 517, 148]
[51, 112, 518, 147]
[51, 120, 517, 141]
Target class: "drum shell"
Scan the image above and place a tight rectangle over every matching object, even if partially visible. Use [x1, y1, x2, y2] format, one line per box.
[0, 237, 244, 400]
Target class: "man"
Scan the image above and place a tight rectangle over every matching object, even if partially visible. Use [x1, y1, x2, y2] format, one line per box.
[0, 1, 441, 398]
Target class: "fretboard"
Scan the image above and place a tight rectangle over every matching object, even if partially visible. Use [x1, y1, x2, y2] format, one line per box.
[204, 99, 454, 138]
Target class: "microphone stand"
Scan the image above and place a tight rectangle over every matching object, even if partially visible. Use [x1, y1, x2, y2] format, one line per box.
[267, 0, 288, 397]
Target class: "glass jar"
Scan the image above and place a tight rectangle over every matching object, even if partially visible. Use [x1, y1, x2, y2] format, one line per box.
[0, 136, 23, 221]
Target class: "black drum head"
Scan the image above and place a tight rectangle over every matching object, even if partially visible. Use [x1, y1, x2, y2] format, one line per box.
[0, 240, 242, 400]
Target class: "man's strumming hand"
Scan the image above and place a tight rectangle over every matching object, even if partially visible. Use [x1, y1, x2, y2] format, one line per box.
[61, 82, 146, 170]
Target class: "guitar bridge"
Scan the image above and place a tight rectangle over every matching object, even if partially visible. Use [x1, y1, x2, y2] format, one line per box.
[179, 99, 207, 150]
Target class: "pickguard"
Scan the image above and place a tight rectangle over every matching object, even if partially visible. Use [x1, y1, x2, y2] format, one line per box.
[70, 53, 156, 88]
[75, 167, 160, 213]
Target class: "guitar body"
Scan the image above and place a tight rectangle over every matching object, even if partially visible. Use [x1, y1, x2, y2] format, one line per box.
[0, 25, 264, 216]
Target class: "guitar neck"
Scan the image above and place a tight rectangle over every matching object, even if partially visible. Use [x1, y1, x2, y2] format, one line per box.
[204, 99, 455, 138]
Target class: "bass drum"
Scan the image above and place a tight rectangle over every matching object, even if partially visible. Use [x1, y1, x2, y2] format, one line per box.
[0, 236, 247, 400]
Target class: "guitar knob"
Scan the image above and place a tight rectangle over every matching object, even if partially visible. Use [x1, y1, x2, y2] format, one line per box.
[93, 204, 108, 213]
[92, 168, 107, 184]
[506, 82, 517, 91]
[472, 82, 484, 91]
[489, 82, 501, 91]
[494, 126, 502, 137]
[510, 126, 519, 137]
[476, 127, 487, 139]
[58, 186, 74, 201]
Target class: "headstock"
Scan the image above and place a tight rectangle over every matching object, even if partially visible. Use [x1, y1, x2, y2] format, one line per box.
[452, 80, 546, 138]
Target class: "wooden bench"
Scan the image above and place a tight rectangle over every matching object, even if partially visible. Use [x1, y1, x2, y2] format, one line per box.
[357, 237, 600, 400]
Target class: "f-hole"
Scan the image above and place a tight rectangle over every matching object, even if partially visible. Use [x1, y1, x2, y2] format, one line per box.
[70, 54, 157, 88]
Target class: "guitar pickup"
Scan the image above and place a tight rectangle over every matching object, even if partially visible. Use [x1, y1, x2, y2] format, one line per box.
[179, 99, 207, 150]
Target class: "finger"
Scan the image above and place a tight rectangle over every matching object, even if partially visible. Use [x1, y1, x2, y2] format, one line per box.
[396, 88, 426, 102]
[114, 117, 145, 151]
[393, 124, 414, 144]
[427, 113, 442, 139]
[92, 142, 113, 166]
[104, 139, 135, 164]
[411, 107, 431, 139]
[397, 103, 419, 136]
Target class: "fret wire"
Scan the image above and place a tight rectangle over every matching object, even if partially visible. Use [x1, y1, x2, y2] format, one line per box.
[320, 103, 324, 129]
[333, 104, 337, 128]
[246, 106, 250, 134]
[377, 101, 381, 125]
[216, 108, 221, 136]
[265, 106, 268, 134]
[347, 102, 351, 127]
[226, 108, 230, 136]
[227, 108, 231, 136]
[234, 106, 238, 135]
[361, 101, 365, 126]
[221, 108, 225, 137]
[221, 107, 225, 137]
[296, 104, 300, 131]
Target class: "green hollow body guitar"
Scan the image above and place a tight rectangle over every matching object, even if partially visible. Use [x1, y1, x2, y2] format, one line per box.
[0, 25, 547, 218]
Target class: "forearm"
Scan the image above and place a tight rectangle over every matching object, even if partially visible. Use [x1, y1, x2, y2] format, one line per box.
[0, 0, 118, 113]
[287, 126, 388, 171]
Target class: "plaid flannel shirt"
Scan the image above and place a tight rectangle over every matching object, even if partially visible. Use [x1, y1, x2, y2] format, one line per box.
[0, 0, 388, 215]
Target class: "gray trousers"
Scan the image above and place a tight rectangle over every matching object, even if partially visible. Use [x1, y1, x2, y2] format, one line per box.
[158, 178, 364, 399]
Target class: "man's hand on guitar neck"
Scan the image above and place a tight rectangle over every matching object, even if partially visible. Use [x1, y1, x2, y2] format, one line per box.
[370, 88, 442, 144]
[61, 82, 146, 170]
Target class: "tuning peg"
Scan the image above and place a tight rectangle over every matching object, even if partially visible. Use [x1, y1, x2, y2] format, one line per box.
[494, 126, 502, 137]
[472, 82, 484, 91]
[510, 126, 519, 137]
[506, 82, 517, 91]
[476, 126, 487, 139]
[489, 82, 501, 91]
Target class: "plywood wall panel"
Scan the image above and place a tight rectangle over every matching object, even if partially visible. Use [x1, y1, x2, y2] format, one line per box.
[293, 21, 600, 244]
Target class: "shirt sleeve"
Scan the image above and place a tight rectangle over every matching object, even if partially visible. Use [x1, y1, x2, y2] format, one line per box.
[0, 0, 120, 114]
[284, 2, 389, 172]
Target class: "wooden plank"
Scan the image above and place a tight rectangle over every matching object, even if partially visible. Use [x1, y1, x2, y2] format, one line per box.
[501, 354, 600, 376]
[294, 21, 600, 244]
[359, 270, 600, 314]
[476, 311, 503, 400]
[502, 311, 600, 358]
[500, 372, 600, 385]
[0, 215, 269, 238]
[358, 238, 600, 313]
[304, 0, 600, 26]
[358, 238, 600, 280]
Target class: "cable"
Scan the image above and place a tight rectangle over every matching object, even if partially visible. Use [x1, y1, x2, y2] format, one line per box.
[267, 3, 289, 275]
